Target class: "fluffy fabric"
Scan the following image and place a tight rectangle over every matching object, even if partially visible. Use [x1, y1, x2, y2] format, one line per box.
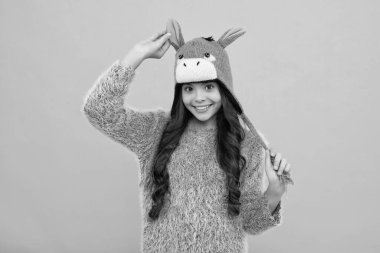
[167, 19, 293, 186]
[82, 61, 289, 253]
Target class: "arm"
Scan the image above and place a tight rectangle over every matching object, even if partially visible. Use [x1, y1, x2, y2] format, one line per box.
[82, 32, 172, 158]
[240, 146, 282, 236]
[82, 59, 168, 158]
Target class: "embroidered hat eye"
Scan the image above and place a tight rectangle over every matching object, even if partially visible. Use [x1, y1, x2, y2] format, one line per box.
[178, 54, 183, 59]
[203, 53, 216, 62]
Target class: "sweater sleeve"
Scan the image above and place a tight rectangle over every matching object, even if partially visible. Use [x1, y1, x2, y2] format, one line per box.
[240, 146, 282, 235]
[82, 60, 169, 158]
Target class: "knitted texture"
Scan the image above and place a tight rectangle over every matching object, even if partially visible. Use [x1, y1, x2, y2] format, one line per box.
[167, 19, 293, 185]
[167, 18, 243, 114]
[82, 61, 284, 253]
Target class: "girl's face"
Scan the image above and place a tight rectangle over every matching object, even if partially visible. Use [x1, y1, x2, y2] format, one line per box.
[181, 81, 222, 127]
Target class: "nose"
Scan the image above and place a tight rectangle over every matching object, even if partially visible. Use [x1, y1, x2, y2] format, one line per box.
[194, 88, 206, 102]
[183, 61, 201, 67]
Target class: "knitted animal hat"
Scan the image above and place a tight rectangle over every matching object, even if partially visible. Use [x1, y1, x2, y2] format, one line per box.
[166, 19, 265, 146]
[166, 19, 293, 185]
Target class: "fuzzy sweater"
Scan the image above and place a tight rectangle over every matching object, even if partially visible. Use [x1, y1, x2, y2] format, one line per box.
[82, 60, 285, 253]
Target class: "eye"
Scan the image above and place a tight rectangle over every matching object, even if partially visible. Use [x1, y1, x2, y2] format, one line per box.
[178, 54, 183, 59]
[205, 84, 214, 90]
[204, 52, 210, 58]
[183, 86, 192, 92]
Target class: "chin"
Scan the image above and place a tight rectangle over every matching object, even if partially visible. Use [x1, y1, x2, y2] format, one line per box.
[195, 116, 210, 122]
[194, 112, 216, 122]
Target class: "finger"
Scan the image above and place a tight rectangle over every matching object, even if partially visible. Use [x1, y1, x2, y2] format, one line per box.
[150, 30, 167, 40]
[149, 33, 159, 41]
[264, 149, 278, 181]
[149, 31, 164, 42]
[158, 32, 171, 44]
[273, 153, 282, 171]
[277, 158, 287, 175]
[157, 40, 171, 57]
[162, 40, 171, 52]
[284, 163, 291, 173]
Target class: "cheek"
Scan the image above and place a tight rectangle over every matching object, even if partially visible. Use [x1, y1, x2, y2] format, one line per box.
[213, 95, 222, 111]
[214, 101, 222, 111]
[211, 91, 222, 103]
[181, 94, 191, 106]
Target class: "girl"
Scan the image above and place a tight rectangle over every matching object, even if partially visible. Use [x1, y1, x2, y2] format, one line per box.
[83, 19, 293, 253]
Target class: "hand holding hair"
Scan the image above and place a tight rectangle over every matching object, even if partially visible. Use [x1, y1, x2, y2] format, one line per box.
[265, 149, 292, 198]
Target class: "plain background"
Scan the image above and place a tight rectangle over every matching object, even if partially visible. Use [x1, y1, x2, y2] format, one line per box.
[1, 0, 379, 252]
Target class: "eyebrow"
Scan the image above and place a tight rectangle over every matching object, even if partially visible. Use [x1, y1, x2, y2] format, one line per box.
[183, 82, 214, 86]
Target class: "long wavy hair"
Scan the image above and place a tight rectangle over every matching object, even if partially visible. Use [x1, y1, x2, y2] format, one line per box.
[148, 80, 247, 221]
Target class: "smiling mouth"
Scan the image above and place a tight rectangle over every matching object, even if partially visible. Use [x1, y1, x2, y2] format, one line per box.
[192, 104, 212, 112]
[193, 104, 212, 108]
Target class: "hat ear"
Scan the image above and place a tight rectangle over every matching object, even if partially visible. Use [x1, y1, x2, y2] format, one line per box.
[217, 28, 246, 48]
[166, 19, 185, 51]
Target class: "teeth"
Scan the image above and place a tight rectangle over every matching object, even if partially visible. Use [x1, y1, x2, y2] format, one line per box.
[193, 104, 212, 112]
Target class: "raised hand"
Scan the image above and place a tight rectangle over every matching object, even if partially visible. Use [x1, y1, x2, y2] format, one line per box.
[134, 30, 172, 60]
